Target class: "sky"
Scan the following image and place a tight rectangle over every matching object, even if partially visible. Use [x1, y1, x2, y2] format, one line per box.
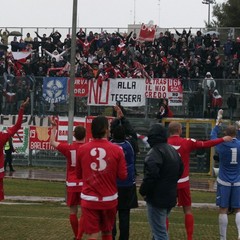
[0, 0, 225, 34]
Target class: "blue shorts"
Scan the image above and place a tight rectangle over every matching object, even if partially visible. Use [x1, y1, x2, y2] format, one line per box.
[216, 184, 240, 208]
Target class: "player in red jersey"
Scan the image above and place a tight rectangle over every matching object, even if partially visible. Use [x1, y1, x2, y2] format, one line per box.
[76, 116, 127, 240]
[0, 97, 29, 201]
[50, 118, 86, 240]
[167, 121, 232, 240]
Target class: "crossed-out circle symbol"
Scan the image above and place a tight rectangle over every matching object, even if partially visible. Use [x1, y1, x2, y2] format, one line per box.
[45, 79, 64, 98]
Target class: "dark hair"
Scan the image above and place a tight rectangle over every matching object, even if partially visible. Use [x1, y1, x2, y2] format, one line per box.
[91, 116, 109, 138]
[112, 125, 126, 141]
[74, 125, 86, 141]
[110, 117, 136, 140]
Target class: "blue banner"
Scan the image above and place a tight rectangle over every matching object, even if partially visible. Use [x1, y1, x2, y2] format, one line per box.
[42, 77, 68, 103]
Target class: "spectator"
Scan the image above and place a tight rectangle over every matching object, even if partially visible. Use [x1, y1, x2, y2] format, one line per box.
[112, 101, 126, 117]
[211, 89, 223, 119]
[77, 38, 96, 58]
[193, 83, 204, 117]
[4, 137, 15, 172]
[50, 118, 86, 240]
[63, 34, 71, 49]
[10, 36, 19, 52]
[35, 32, 48, 56]
[35, 84, 45, 117]
[111, 124, 138, 240]
[0, 29, 10, 45]
[139, 123, 183, 240]
[49, 30, 62, 46]
[18, 38, 27, 51]
[194, 30, 204, 47]
[202, 72, 216, 90]
[31, 37, 41, 56]
[76, 116, 127, 240]
[178, 62, 190, 90]
[175, 28, 191, 45]
[212, 33, 220, 49]
[24, 32, 33, 44]
[15, 79, 30, 112]
[76, 28, 86, 53]
[43, 48, 69, 63]
[0, 97, 29, 201]
[227, 93, 237, 120]
[167, 121, 232, 240]
[4, 82, 16, 115]
[156, 99, 173, 123]
[210, 114, 240, 240]
[223, 37, 234, 60]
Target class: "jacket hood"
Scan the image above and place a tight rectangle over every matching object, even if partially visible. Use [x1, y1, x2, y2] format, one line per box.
[213, 89, 221, 98]
[147, 123, 167, 147]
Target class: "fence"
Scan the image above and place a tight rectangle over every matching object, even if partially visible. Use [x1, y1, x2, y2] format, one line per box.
[0, 76, 239, 120]
[12, 116, 230, 175]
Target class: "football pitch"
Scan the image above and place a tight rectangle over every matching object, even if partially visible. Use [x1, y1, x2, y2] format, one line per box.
[0, 177, 238, 239]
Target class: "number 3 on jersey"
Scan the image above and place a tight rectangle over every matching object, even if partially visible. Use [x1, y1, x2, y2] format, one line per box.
[90, 147, 107, 171]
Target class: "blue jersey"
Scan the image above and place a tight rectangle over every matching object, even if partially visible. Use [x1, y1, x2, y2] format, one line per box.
[211, 126, 240, 183]
[111, 139, 136, 187]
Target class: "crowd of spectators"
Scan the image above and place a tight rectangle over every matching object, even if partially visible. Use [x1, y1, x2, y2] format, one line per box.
[0, 27, 240, 116]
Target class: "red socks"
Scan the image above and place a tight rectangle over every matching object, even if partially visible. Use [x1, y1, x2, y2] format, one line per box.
[69, 214, 78, 238]
[166, 217, 169, 231]
[185, 213, 194, 240]
[77, 215, 84, 240]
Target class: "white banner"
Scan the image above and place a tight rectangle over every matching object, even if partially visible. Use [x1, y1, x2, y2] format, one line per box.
[145, 78, 183, 106]
[0, 115, 50, 127]
[87, 78, 146, 106]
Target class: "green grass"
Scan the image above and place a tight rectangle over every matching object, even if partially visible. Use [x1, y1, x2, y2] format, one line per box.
[4, 178, 65, 197]
[0, 176, 238, 239]
[0, 203, 238, 240]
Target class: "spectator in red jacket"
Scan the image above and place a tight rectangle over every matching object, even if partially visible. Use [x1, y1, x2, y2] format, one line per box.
[211, 89, 223, 118]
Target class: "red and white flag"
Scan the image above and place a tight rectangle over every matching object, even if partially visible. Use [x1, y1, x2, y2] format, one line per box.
[138, 21, 157, 42]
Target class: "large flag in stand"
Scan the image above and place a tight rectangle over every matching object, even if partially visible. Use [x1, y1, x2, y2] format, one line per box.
[138, 21, 157, 42]
[42, 77, 68, 104]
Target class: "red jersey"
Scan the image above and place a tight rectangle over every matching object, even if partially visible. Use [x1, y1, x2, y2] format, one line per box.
[168, 136, 224, 189]
[76, 138, 127, 210]
[56, 142, 84, 193]
[0, 108, 24, 179]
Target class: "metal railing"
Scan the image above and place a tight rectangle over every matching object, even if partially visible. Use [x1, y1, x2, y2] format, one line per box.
[1, 26, 240, 46]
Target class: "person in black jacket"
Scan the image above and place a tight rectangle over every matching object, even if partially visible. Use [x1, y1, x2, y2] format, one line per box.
[4, 137, 15, 172]
[139, 123, 183, 240]
[227, 94, 237, 120]
[111, 124, 138, 240]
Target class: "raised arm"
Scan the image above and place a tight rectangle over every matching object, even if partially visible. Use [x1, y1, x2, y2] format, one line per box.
[49, 117, 60, 148]
[7, 98, 29, 136]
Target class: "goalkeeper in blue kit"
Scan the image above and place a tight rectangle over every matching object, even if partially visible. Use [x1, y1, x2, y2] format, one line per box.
[211, 109, 240, 240]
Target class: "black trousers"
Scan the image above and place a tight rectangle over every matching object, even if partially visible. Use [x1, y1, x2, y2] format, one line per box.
[4, 150, 14, 171]
[112, 209, 130, 240]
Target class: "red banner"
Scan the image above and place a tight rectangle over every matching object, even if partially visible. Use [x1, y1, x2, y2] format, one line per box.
[29, 126, 54, 150]
[69, 77, 89, 97]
